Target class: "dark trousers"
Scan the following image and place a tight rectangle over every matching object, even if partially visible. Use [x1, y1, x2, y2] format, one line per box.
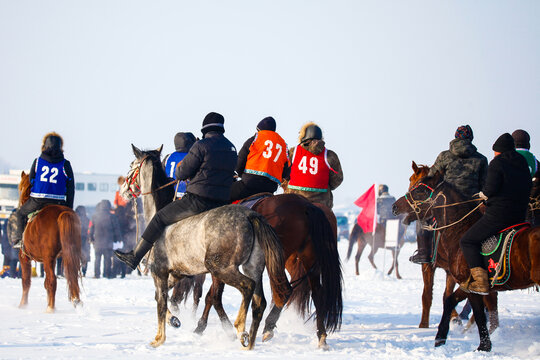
[14, 197, 65, 241]
[230, 179, 277, 202]
[94, 248, 112, 278]
[459, 215, 517, 269]
[142, 192, 226, 245]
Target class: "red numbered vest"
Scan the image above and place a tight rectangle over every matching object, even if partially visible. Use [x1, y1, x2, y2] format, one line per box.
[245, 130, 289, 184]
[288, 145, 334, 192]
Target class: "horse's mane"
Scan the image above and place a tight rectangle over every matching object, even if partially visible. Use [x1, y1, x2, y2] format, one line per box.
[142, 149, 175, 211]
[19, 172, 31, 206]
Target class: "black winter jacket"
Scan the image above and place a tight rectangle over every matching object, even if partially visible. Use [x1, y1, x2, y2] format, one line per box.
[176, 131, 238, 202]
[483, 150, 531, 223]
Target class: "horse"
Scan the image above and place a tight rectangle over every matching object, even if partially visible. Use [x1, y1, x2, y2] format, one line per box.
[408, 162, 499, 331]
[122, 145, 291, 349]
[13, 171, 82, 313]
[186, 194, 342, 349]
[346, 220, 406, 279]
[392, 171, 540, 351]
[528, 174, 540, 225]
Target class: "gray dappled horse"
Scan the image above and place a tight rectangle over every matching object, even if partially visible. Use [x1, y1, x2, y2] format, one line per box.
[122, 145, 291, 349]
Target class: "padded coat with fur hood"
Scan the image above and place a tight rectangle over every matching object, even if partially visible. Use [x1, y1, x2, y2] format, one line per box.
[283, 122, 343, 208]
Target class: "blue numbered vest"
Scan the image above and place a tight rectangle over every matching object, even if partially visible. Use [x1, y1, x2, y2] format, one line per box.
[165, 151, 188, 196]
[30, 157, 68, 200]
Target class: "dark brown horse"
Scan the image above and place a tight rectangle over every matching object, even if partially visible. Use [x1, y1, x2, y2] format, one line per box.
[15, 172, 82, 312]
[179, 194, 342, 349]
[393, 172, 540, 351]
[346, 221, 405, 279]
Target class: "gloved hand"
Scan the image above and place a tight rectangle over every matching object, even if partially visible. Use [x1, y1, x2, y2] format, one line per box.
[474, 191, 488, 201]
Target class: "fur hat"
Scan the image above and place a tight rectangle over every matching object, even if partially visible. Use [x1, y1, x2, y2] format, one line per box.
[298, 122, 323, 143]
[41, 132, 64, 153]
[492, 133, 515, 153]
[201, 112, 225, 135]
[256, 117, 276, 132]
[455, 125, 473, 140]
[512, 129, 530, 149]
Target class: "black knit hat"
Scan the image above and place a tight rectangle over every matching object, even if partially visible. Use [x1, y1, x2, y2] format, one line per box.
[201, 112, 225, 135]
[492, 133, 515, 153]
[256, 117, 276, 131]
[174, 132, 196, 152]
[455, 125, 473, 140]
[512, 129, 530, 149]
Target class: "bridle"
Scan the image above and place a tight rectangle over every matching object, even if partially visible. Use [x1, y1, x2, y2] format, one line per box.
[404, 182, 483, 231]
[124, 155, 178, 199]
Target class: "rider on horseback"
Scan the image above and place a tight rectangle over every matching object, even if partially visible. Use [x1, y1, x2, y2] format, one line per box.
[12, 132, 75, 249]
[230, 117, 290, 202]
[284, 123, 343, 209]
[377, 184, 398, 226]
[459, 133, 531, 295]
[162, 132, 197, 199]
[512, 129, 539, 178]
[410, 125, 488, 264]
[114, 112, 238, 270]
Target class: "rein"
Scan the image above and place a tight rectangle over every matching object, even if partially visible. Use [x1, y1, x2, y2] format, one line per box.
[529, 196, 540, 212]
[405, 182, 483, 232]
[124, 156, 179, 198]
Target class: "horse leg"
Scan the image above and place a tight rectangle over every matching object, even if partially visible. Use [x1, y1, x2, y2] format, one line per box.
[419, 263, 435, 328]
[469, 293, 491, 352]
[262, 302, 283, 342]
[194, 286, 213, 335]
[435, 288, 467, 347]
[355, 238, 368, 276]
[43, 258, 57, 313]
[444, 273, 460, 324]
[484, 292, 499, 333]
[394, 248, 402, 279]
[307, 269, 329, 350]
[18, 254, 32, 308]
[241, 267, 266, 350]
[150, 273, 169, 347]
[209, 276, 235, 337]
[368, 247, 378, 270]
[387, 249, 395, 276]
[192, 274, 205, 315]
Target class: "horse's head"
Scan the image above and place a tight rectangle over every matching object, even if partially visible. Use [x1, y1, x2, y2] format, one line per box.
[392, 171, 443, 225]
[409, 161, 430, 190]
[121, 144, 163, 200]
[18, 171, 31, 206]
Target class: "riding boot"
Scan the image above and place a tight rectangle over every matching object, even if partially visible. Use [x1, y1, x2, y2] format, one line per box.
[409, 231, 432, 264]
[114, 238, 153, 270]
[11, 213, 26, 249]
[460, 267, 489, 295]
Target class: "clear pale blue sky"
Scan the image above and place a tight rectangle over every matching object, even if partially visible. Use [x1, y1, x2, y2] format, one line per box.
[1, 1, 539, 209]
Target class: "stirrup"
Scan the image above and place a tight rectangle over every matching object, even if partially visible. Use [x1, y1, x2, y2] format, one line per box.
[409, 250, 431, 264]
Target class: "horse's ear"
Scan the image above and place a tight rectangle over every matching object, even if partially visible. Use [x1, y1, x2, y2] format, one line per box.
[412, 161, 418, 172]
[132, 144, 143, 159]
[156, 144, 163, 155]
[21, 171, 26, 177]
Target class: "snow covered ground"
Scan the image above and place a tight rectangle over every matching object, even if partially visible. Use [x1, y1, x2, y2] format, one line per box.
[1, 241, 539, 359]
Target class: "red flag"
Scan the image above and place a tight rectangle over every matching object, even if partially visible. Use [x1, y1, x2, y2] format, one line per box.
[354, 184, 376, 233]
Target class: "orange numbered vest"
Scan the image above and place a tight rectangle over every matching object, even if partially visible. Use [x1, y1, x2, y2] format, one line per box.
[244, 130, 289, 184]
[288, 145, 335, 192]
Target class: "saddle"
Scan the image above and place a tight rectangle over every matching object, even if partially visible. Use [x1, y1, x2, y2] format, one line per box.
[27, 209, 43, 223]
[233, 193, 273, 210]
[480, 222, 531, 287]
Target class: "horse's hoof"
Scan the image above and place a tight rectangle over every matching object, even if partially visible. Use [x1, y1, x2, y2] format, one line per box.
[239, 332, 249, 347]
[150, 338, 165, 348]
[72, 299, 83, 308]
[169, 316, 181, 328]
[262, 330, 274, 342]
[46, 307, 55, 314]
[477, 339, 492, 352]
[434, 338, 446, 347]
[318, 342, 330, 351]
[418, 322, 429, 328]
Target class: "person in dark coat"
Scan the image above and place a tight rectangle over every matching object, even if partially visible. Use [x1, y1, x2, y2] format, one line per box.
[90, 200, 121, 278]
[1, 219, 19, 278]
[115, 112, 238, 270]
[377, 184, 398, 226]
[230, 116, 290, 202]
[411, 125, 489, 264]
[459, 133, 531, 295]
[162, 132, 197, 199]
[12, 132, 75, 248]
[75, 205, 91, 277]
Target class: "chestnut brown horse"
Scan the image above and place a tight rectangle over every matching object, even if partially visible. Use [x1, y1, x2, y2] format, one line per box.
[15, 172, 82, 312]
[393, 172, 540, 351]
[180, 194, 342, 349]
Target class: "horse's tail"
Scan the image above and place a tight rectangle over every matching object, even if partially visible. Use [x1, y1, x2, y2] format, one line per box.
[58, 210, 82, 303]
[346, 223, 363, 261]
[304, 204, 343, 333]
[248, 213, 292, 308]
